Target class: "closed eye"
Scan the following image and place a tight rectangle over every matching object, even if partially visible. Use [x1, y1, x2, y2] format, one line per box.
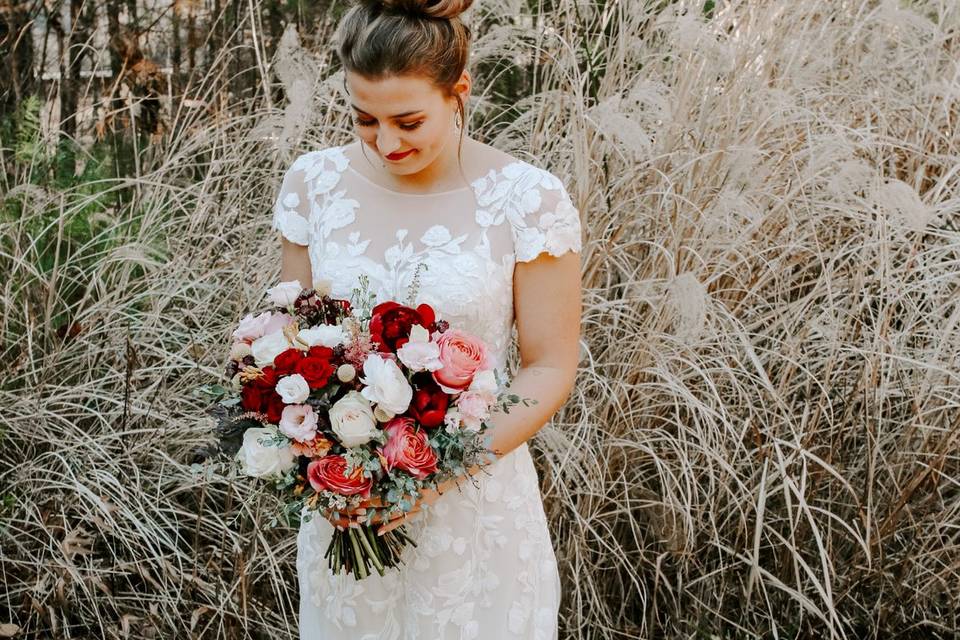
[354, 117, 423, 131]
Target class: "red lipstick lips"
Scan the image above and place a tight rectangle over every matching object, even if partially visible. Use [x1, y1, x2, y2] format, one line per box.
[385, 149, 414, 161]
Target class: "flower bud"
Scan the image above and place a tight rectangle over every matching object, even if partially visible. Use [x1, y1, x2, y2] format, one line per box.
[229, 341, 253, 362]
[337, 363, 356, 383]
[373, 405, 395, 423]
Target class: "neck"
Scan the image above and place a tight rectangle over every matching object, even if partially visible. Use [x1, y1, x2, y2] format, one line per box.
[370, 133, 472, 194]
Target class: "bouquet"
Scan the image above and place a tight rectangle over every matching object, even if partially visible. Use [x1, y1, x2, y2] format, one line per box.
[198, 274, 535, 580]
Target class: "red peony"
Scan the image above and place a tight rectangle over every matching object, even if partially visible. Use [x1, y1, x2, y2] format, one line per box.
[369, 301, 436, 353]
[409, 379, 449, 428]
[377, 417, 439, 480]
[307, 455, 373, 497]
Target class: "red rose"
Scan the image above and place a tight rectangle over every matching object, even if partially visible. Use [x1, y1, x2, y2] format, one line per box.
[369, 301, 436, 353]
[377, 417, 438, 480]
[308, 345, 335, 360]
[307, 455, 373, 497]
[273, 348, 304, 375]
[409, 379, 449, 428]
[296, 356, 336, 389]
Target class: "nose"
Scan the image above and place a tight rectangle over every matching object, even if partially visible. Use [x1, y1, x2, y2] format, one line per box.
[376, 130, 400, 155]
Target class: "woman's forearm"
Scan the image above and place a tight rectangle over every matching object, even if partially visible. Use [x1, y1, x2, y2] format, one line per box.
[436, 363, 576, 495]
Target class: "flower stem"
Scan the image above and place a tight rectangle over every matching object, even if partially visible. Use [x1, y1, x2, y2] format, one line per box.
[348, 527, 368, 580]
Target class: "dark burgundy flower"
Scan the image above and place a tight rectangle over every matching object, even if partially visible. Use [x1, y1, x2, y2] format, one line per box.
[369, 301, 437, 353]
[409, 378, 449, 428]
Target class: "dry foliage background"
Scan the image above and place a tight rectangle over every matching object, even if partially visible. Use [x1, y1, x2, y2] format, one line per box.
[2, 0, 959, 638]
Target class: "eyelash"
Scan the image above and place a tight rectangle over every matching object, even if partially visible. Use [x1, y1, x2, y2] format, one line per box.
[354, 118, 423, 131]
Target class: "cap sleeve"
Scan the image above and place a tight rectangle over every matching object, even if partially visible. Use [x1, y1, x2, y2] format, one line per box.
[271, 158, 311, 246]
[511, 169, 583, 263]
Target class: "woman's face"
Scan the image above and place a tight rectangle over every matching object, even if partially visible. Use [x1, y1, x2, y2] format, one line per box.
[345, 70, 469, 176]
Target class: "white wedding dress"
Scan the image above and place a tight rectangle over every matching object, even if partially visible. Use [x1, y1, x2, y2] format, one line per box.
[270, 143, 582, 640]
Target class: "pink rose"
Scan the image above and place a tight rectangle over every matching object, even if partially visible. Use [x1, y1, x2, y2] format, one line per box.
[431, 329, 492, 393]
[232, 311, 274, 342]
[377, 417, 438, 480]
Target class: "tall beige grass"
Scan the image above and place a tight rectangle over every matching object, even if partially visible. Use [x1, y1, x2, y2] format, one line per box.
[2, 0, 959, 637]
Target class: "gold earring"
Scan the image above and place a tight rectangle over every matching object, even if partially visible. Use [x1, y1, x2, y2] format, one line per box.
[455, 112, 463, 129]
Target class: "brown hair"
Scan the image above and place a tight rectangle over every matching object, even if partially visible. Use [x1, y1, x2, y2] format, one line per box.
[335, 0, 474, 179]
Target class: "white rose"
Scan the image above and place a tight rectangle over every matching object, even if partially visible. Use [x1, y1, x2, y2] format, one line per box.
[297, 324, 347, 348]
[396, 324, 444, 372]
[359, 354, 413, 415]
[329, 390, 379, 447]
[266, 280, 303, 307]
[276, 373, 310, 404]
[237, 427, 297, 478]
[250, 331, 292, 368]
[279, 404, 319, 442]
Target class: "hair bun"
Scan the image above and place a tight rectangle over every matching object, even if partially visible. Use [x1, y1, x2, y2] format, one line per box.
[375, 0, 473, 20]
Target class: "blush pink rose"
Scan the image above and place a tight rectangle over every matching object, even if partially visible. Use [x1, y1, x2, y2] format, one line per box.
[377, 417, 438, 480]
[431, 329, 492, 393]
[307, 455, 373, 497]
[232, 311, 274, 342]
[262, 312, 294, 336]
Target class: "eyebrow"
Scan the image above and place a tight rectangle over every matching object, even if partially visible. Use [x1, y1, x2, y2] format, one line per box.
[351, 104, 423, 118]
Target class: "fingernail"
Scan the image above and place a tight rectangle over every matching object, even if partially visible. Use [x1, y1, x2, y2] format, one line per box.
[377, 528, 384, 536]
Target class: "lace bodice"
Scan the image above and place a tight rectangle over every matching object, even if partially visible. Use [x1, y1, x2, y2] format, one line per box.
[271, 144, 583, 376]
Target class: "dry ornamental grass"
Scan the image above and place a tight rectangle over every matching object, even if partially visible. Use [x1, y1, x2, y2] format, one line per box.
[1, 0, 959, 638]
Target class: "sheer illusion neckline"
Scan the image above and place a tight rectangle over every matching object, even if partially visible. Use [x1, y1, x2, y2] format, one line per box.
[344, 159, 473, 198]
[339, 145, 525, 198]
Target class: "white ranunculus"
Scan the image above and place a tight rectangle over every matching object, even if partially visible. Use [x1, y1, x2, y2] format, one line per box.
[298, 324, 347, 348]
[279, 404, 319, 442]
[250, 331, 292, 368]
[237, 427, 297, 478]
[396, 324, 444, 372]
[276, 373, 310, 404]
[266, 280, 303, 307]
[329, 390, 379, 447]
[359, 354, 413, 415]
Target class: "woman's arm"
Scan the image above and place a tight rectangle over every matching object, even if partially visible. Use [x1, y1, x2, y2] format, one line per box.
[441, 249, 581, 489]
[279, 237, 313, 292]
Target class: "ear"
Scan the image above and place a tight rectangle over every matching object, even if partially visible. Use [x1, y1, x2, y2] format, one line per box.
[453, 69, 471, 104]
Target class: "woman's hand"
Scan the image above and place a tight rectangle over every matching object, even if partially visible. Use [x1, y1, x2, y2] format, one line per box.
[319, 488, 442, 533]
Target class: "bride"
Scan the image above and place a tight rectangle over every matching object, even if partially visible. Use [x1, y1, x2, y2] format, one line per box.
[270, 0, 583, 637]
